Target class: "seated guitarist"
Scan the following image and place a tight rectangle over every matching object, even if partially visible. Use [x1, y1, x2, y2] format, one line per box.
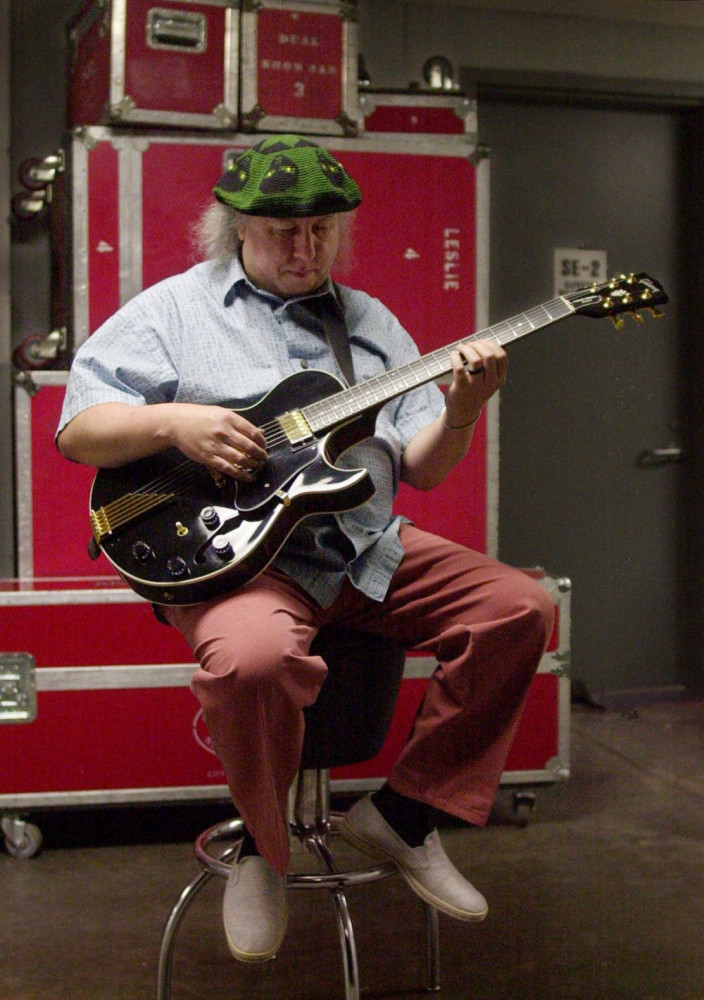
[57, 135, 555, 963]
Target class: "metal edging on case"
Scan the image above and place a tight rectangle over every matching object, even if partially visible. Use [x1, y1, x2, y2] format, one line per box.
[34, 663, 195, 691]
[474, 154, 496, 558]
[222, 3, 239, 125]
[108, 0, 127, 109]
[118, 134, 145, 309]
[0, 785, 230, 809]
[13, 377, 34, 580]
[70, 132, 90, 349]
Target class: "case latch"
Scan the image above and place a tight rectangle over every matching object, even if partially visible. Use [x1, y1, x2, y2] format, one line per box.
[0, 653, 37, 724]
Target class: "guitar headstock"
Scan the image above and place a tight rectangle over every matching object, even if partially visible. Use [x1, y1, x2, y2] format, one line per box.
[565, 272, 668, 327]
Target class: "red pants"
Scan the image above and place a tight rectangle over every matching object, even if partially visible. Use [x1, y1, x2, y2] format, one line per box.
[165, 524, 555, 875]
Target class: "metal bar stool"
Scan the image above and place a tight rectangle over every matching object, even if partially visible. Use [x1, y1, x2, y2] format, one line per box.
[156, 626, 441, 1000]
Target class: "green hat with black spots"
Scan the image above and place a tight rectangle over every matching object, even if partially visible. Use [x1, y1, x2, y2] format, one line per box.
[213, 134, 362, 217]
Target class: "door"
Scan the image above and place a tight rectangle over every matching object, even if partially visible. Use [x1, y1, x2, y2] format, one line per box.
[479, 98, 684, 698]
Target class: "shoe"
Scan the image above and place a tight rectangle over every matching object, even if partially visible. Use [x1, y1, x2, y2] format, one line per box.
[340, 794, 488, 922]
[222, 855, 288, 962]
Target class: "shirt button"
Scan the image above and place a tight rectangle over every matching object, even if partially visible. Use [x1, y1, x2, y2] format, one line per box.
[299, 359, 309, 369]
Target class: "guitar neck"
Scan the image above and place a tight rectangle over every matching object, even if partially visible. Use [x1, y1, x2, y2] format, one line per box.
[303, 295, 575, 432]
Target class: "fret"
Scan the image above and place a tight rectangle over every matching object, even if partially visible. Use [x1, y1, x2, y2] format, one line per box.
[487, 320, 517, 345]
[303, 291, 587, 434]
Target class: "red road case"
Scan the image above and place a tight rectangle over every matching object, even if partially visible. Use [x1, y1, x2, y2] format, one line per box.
[239, 0, 360, 135]
[0, 570, 569, 853]
[0, 580, 225, 814]
[66, 0, 240, 130]
[359, 89, 478, 140]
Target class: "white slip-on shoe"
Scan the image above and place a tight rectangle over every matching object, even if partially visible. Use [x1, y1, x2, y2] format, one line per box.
[222, 855, 288, 962]
[340, 794, 488, 922]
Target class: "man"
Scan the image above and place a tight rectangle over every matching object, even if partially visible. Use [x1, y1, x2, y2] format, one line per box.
[58, 135, 554, 963]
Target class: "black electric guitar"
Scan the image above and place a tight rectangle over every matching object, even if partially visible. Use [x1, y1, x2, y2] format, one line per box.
[88, 273, 668, 605]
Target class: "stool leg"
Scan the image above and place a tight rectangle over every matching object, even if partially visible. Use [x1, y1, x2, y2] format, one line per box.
[331, 885, 361, 1000]
[157, 869, 215, 1000]
[307, 834, 361, 1000]
[423, 903, 441, 992]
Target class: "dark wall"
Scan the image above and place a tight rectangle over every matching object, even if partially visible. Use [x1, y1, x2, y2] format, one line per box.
[10, 0, 73, 350]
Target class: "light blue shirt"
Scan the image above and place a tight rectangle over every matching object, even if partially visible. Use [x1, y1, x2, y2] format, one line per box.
[59, 256, 444, 607]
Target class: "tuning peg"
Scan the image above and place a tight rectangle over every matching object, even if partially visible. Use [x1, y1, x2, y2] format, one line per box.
[609, 273, 626, 288]
[647, 307, 665, 319]
[611, 315, 625, 330]
[630, 311, 644, 324]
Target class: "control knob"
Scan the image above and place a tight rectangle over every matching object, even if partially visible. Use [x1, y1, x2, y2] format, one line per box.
[166, 556, 189, 578]
[201, 506, 220, 529]
[212, 536, 234, 560]
[131, 540, 154, 562]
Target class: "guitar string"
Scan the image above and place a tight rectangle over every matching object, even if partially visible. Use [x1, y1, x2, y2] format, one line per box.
[98, 418, 289, 530]
[303, 302, 570, 431]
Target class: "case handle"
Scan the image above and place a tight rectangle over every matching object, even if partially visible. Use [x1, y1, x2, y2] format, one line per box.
[147, 7, 207, 52]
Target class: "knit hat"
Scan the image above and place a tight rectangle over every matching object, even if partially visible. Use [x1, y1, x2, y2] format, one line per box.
[213, 134, 362, 217]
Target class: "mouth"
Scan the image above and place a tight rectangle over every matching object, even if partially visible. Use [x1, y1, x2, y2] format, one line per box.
[283, 269, 319, 283]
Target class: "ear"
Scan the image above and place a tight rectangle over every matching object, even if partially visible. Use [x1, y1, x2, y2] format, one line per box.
[234, 215, 249, 241]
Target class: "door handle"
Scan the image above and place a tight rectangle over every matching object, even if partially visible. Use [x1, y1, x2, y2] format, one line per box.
[636, 446, 683, 467]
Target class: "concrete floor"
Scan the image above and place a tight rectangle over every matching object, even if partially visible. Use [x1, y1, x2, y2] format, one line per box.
[3, 695, 704, 1000]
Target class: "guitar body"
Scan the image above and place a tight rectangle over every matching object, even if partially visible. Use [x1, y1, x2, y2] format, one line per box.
[91, 369, 376, 605]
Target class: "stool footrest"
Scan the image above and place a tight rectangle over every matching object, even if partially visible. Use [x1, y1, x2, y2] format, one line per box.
[193, 815, 398, 889]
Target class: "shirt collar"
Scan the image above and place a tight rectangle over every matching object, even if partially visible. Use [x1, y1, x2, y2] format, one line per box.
[223, 255, 340, 313]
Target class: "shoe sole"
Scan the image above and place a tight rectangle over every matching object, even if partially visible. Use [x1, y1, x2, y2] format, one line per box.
[340, 820, 489, 923]
[224, 928, 281, 964]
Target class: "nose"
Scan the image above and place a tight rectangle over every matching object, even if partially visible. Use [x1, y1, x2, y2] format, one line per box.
[291, 225, 317, 260]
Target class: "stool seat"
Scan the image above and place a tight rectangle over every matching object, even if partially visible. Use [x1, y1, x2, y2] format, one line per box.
[156, 626, 441, 1000]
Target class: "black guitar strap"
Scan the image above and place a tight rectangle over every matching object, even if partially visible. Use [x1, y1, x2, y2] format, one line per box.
[295, 285, 355, 386]
[323, 287, 355, 387]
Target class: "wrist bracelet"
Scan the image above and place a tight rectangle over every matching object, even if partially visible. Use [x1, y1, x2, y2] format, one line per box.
[441, 407, 482, 430]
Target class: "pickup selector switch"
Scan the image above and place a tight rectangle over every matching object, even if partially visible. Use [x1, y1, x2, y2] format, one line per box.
[201, 506, 220, 529]
[212, 536, 234, 560]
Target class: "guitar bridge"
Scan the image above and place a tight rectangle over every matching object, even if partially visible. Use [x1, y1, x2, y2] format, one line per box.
[278, 410, 313, 448]
[90, 507, 112, 543]
[90, 489, 175, 543]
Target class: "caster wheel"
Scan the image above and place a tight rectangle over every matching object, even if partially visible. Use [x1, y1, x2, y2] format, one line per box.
[11, 189, 47, 220]
[13, 335, 50, 370]
[513, 791, 536, 827]
[3, 820, 43, 859]
[18, 157, 51, 190]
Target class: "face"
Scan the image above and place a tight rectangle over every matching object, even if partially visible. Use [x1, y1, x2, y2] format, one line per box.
[237, 214, 341, 298]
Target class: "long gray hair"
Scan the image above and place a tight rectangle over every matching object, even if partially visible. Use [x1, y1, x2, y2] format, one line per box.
[192, 201, 356, 271]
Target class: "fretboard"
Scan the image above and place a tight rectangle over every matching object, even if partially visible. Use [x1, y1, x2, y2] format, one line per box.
[303, 295, 575, 433]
